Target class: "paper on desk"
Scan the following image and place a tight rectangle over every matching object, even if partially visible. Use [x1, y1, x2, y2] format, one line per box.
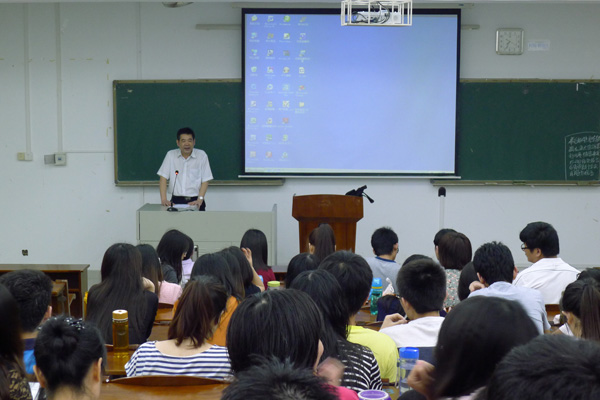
[173, 204, 198, 210]
[29, 383, 40, 400]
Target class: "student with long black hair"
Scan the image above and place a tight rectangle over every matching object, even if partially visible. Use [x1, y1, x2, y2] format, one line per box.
[559, 278, 600, 342]
[308, 224, 336, 263]
[240, 229, 274, 289]
[33, 317, 105, 400]
[222, 246, 263, 297]
[86, 243, 158, 344]
[156, 229, 189, 284]
[125, 276, 231, 379]
[290, 269, 382, 392]
[137, 244, 182, 305]
[191, 253, 241, 347]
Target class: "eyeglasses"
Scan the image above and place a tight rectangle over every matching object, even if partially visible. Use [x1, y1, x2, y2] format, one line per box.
[520, 244, 529, 251]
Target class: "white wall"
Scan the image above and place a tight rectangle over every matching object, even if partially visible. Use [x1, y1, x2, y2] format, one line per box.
[1, 2, 599, 287]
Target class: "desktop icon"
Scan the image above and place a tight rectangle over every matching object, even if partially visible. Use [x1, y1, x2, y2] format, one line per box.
[267, 15, 274, 22]
[299, 85, 305, 90]
[250, 66, 257, 73]
[283, 15, 291, 22]
[251, 15, 258, 22]
[266, 134, 273, 141]
[299, 50, 306, 57]
[267, 33, 274, 39]
[250, 134, 257, 140]
[251, 49, 258, 56]
[283, 33, 290, 39]
[282, 100, 290, 108]
[250, 119, 257, 125]
[267, 66, 273, 73]
[250, 100, 257, 107]
[251, 32, 257, 39]
[283, 84, 290, 91]
[283, 134, 289, 140]
[266, 84, 274, 91]
[283, 50, 290, 57]
[250, 83, 257, 90]
[267, 118, 273, 124]
[299, 102, 305, 108]
[250, 151, 256, 158]
[282, 118, 289, 125]
[266, 151, 273, 158]
[267, 49, 274, 56]
[299, 33, 306, 40]
[283, 66, 290, 73]
[299, 66, 305, 74]
[267, 101, 273, 108]
[281, 152, 288, 159]
[300, 16, 307, 23]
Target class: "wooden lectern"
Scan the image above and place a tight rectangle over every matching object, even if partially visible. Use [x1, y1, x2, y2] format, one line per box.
[292, 194, 363, 253]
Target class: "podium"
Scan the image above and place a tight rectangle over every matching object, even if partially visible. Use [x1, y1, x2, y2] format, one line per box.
[292, 195, 363, 253]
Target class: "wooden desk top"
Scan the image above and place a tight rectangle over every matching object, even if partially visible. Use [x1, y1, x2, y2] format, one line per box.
[155, 307, 174, 323]
[100, 382, 228, 400]
[105, 350, 135, 376]
[0, 264, 89, 272]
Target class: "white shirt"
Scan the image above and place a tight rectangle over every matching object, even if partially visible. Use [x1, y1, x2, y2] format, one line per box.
[513, 257, 579, 304]
[468, 281, 550, 334]
[157, 148, 213, 197]
[379, 316, 444, 348]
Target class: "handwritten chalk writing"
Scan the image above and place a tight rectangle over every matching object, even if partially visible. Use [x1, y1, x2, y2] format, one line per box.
[565, 132, 600, 180]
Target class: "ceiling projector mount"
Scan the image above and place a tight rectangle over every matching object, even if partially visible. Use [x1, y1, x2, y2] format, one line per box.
[341, 0, 413, 26]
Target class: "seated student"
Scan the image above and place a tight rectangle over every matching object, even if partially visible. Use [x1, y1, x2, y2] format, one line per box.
[379, 258, 446, 348]
[558, 278, 600, 342]
[284, 252, 319, 288]
[0, 269, 53, 375]
[486, 335, 600, 400]
[125, 276, 232, 379]
[556, 268, 600, 336]
[86, 243, 158, 345]
[191, 253, 241, 347]
[437, 231, 472, 309]
[290, 270, 383, 392]
[218, 249, 248, 299]
[156, 229, 189, 285]
[222, 246, 263, 297]
[226, 289, 358, 399]
[137, 244, 182, 305]
[406, 296, 538, 400]
[365, 227, 401, 294]
[469, 241, 549, 334]
[514, 221, 579, 304]
[222, 358, 338, 400]
[0, 284, 31, 400]
[240, 229, 275, 290]
[457, 261, 478, 301]
[33, 316, 105, 400]
[433, 228, 456, 262]
[308, 223, 336, 263]
[319, 251, 399, 384]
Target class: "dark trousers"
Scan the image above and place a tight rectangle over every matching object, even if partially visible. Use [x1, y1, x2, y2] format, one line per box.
[171, 195, 206, 211]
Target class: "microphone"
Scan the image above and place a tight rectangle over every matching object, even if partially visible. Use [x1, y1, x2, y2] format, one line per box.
[166, 170, 179, 212]
[345, 185, 374, 203]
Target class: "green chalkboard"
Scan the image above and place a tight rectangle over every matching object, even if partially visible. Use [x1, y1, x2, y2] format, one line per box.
[114, 80, 600, 185]
[114, 80, 253, 185]
[456, 81, 600, 182]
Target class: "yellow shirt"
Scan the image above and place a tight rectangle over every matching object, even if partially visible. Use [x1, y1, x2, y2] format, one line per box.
[347, 325, 399, 382]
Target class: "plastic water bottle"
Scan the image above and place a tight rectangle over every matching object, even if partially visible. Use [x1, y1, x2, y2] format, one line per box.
[370, 278, 383, 315]
[398, 347, 419, 394]
[267, 281, 281, 290]
[112, 309, 129, 356]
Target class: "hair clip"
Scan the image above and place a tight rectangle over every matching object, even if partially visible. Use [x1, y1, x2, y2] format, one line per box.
[63, 317, 86, 332]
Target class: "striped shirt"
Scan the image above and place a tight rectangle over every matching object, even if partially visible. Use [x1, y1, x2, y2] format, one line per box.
[125, 341, 232, 379]
[338, 340, 383, 392]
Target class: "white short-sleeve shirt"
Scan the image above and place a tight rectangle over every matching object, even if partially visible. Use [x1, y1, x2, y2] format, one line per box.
[513, 257, 579, 304]
[157, 148, 213, 197]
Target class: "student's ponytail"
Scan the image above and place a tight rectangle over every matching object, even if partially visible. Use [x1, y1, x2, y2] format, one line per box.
[579, 281, 600, 342]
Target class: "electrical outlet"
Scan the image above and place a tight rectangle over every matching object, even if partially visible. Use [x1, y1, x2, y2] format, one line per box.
[55, 152, 67, 166]
[22, 249, 28, 256]
[17, 152, 25, 161]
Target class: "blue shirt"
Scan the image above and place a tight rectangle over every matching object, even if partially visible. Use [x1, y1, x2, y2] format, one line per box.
[469, 281, 550, 334]
[24, 338, 36, 374]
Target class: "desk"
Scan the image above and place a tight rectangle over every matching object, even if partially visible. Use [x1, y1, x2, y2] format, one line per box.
[51, 281, 69, 316]
[100, 382, 228, 400]
[0, 264, 88, 318]
[155, 307, 174, 323]
[105, 349, 136, 377]
[137, 204, 277, 265]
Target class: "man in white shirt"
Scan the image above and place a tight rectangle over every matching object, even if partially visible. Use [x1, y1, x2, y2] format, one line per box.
[513, 222, 579, 304]
[469, 241, 549, 334]
[365, 227, 401, 294]
[380, 258, 446, 348]
[157, 127, 213, 211]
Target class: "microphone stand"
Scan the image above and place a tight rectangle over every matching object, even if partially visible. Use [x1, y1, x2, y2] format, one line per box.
[166, 170, 179, 212]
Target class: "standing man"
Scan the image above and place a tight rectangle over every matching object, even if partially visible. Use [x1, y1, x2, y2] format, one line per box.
[158, 127, 213, 211]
